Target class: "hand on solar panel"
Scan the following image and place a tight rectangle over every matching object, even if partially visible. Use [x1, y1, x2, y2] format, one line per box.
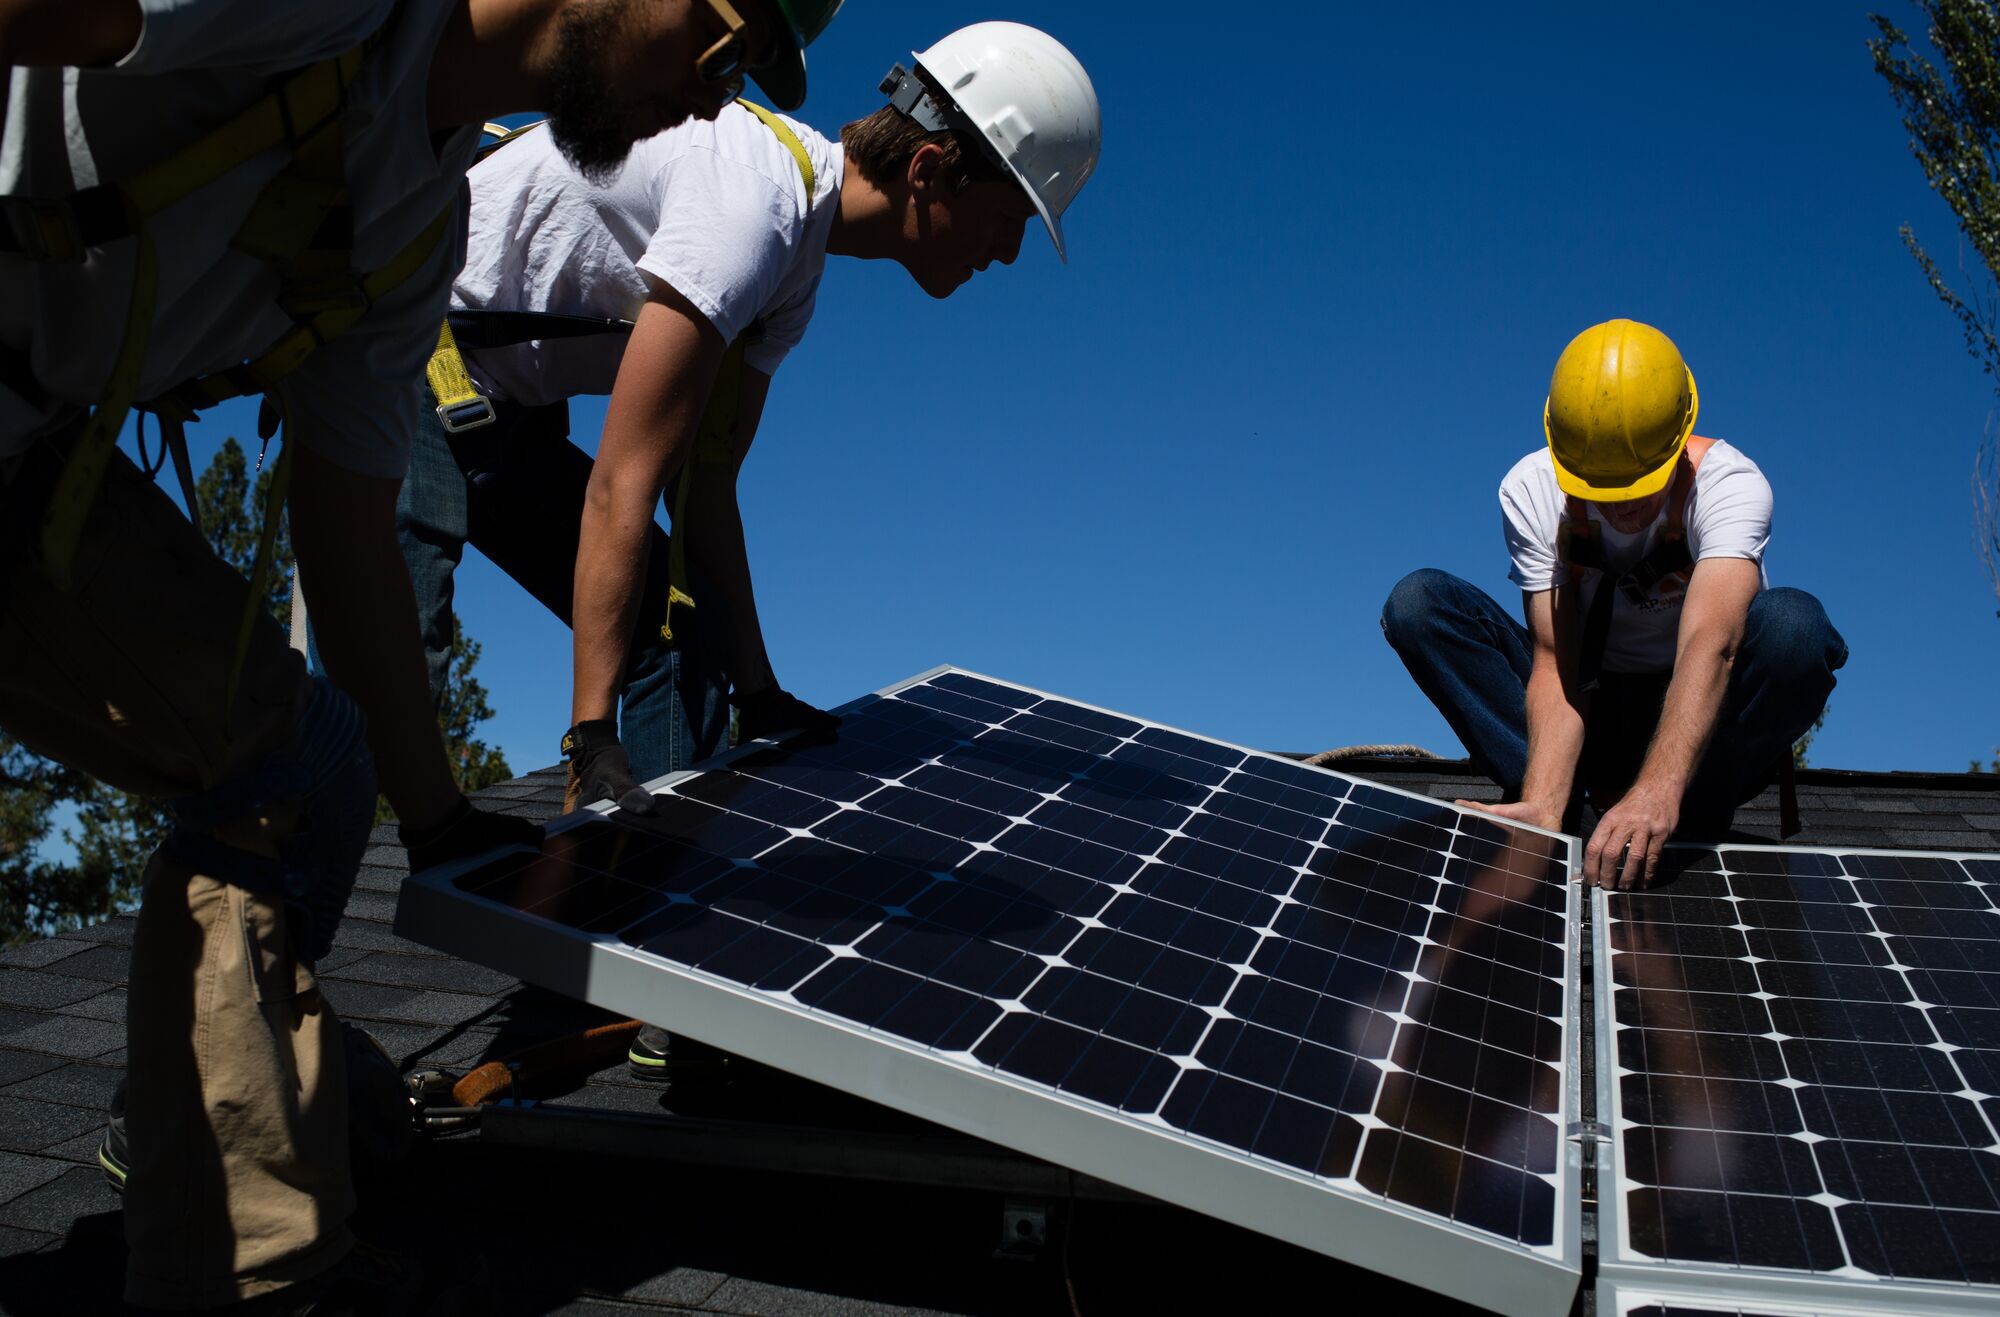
[1583, 785, 1678, 889]
[734, 686, 841, 745]
[398, 796, 544, 873]
[561, 719, 660, 816]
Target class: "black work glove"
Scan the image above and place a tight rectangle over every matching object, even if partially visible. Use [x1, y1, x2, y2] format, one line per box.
[562, 719, 658, 815]
[734, 687, 841, 745]
[399, 797, 543, 873]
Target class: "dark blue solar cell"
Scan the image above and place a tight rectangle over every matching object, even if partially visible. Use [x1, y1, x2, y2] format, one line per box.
[720, 749, 883, 806]
[1343, 783, 1460, 831]
[1025, 798, 1172, 856]
[866, 782, 1012, 843]
[1131, 725, 1244, 770]
[1068, 927, 1239, 1006]
[1103, 739, 1233, 792]
[1129, 862, 1280, 927]
[1251, 1097, 1357, 1178]
[1024, 699, 1144, 740]
[1626, 1188, 1843, 1271]
[670, 772, 840, 830]
[1316, 824, 1444, 888]
[1098, 892, 1260, 964]
[992, 822, 1146, 888]
[1059, 1035, 1181, 1112]
[809, 807, 975, 871]
[900, 762, 1044, 818]
[930, 671, 1040, 708]
[880, 980, 1002, 1052]
[1204, 787, 1327, 841]
[1163, 1069, 1278, 1153]
[972, 1012, 1092, 1088]
[1179, 808, 1316, 867]
[895, 681, 1024, 726]
[1156, 835, 1295, 895]
[1001, 710, 1128, 757]
[698, 921, 831, 990]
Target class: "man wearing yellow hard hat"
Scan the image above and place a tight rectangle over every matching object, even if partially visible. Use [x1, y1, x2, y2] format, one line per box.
[1381, 319, 1845, 890]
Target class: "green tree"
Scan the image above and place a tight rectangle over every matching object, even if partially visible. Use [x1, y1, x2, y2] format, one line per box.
[1792, 707, 1828, 770]
[0, 437, 511, 941]
[1872, 2, 2000, 765]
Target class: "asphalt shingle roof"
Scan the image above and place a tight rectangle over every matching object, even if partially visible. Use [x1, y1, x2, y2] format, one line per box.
[0, 757, 1991, 1315]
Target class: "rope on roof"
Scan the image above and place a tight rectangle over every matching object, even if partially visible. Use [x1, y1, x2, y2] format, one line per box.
[1304, 745, 1443, 766]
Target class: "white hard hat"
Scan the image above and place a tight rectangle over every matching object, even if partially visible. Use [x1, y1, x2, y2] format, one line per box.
[881, 22, 1101, 261]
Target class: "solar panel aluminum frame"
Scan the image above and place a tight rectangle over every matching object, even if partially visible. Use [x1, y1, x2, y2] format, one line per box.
[396, 666, 1587, 1317]
[1597, 1275, 1962, 1317]
[1592, 843, 2000, 1317]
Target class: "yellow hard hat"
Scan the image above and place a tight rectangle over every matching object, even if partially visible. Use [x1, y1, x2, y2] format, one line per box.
[1543, 319, 1699, 501]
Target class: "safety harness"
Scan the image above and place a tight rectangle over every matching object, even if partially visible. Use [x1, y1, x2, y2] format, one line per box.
[1555, 436, 1800, 835]
[424, 100, 816, 645]
[1556, 436, 1715, 694]
[3, 15, 459, 715]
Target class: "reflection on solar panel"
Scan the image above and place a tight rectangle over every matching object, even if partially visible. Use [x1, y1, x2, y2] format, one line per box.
[397, 668, 1583, 1315]
[1598, 844, 2000, 1314]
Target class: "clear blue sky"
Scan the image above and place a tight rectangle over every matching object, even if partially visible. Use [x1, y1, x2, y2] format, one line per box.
[156, 1, 2000, 777]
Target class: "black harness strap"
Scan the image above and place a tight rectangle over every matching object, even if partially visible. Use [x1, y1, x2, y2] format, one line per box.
[1559, 439, 1710, 692]
[443, 309, 634, 349]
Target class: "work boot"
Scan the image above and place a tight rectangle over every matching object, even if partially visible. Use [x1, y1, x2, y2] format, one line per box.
[98, 1078, 128, 1193]
[627, 1024, 732, 1084]
[216, 1240, 470, 1316]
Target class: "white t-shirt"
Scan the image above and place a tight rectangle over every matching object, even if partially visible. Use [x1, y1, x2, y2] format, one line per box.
[451, 103, 843, 405]
[0, 0, 477, 478]
[1499, 441, 1773, 673]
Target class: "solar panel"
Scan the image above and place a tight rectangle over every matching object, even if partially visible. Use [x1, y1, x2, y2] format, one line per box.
[1596, 1277, 1962, 1317]
[1595, 843, 2000, 1315]
[397, 667, 1585, 1315]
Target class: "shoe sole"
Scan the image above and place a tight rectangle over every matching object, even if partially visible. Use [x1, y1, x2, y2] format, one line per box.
[626, 1046, 731, 1083]
[97, 1140, 126, 1194]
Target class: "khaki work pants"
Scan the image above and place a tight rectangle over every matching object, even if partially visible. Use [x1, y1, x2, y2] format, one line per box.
[0, 433, 354, 1308]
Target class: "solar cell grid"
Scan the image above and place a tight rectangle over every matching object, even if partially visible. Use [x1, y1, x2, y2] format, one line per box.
[1601, 844, 2000, 1296]
[400, 667, 1583, 1309]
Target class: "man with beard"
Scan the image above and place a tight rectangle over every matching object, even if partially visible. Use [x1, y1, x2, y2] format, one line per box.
[0, 0, 840, 1309]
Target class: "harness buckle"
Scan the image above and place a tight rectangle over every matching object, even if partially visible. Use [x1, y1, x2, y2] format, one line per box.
[2, 198, 85, 263]
[436, 396, 496, 433]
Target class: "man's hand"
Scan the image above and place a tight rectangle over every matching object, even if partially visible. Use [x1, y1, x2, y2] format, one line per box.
[1457, 798, 1564, 835]
[1582, 783, 1679, 890]
[735, 688, 840, 744]
[562, 720, 659, 815]
[399, 797, 543, 873]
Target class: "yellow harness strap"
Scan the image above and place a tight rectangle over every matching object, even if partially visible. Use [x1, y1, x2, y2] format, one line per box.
[36, 39, 373, 590]
[659, 101, 813, 645]
[425, 318, 496, 433]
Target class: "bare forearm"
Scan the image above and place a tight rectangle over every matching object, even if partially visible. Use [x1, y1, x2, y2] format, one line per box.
[571, 486, 656, 725]
[288, 453, 458, 830]
[685, 487, 772, 695]
[1519, 655, 1585, 813]
[1636, 638, 1733, 795]
[1, 0, 139, 67]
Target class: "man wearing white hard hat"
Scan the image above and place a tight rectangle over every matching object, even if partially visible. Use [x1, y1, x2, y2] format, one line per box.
[393, 18, 1099, 832]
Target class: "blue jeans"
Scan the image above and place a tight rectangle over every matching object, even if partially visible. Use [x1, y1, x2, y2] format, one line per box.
[392, 397, 731, 782]
[1379, 569, 1847, 838]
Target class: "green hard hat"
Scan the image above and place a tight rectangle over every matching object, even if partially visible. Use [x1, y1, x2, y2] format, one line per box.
[747, 0, 844, 111]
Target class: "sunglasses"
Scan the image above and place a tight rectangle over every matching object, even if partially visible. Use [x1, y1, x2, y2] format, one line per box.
[696, 0, 767, 89]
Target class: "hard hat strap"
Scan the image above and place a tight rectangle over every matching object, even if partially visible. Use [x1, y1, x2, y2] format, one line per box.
[880, 62, 1016, 183]
[881, 64, 950, 132]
